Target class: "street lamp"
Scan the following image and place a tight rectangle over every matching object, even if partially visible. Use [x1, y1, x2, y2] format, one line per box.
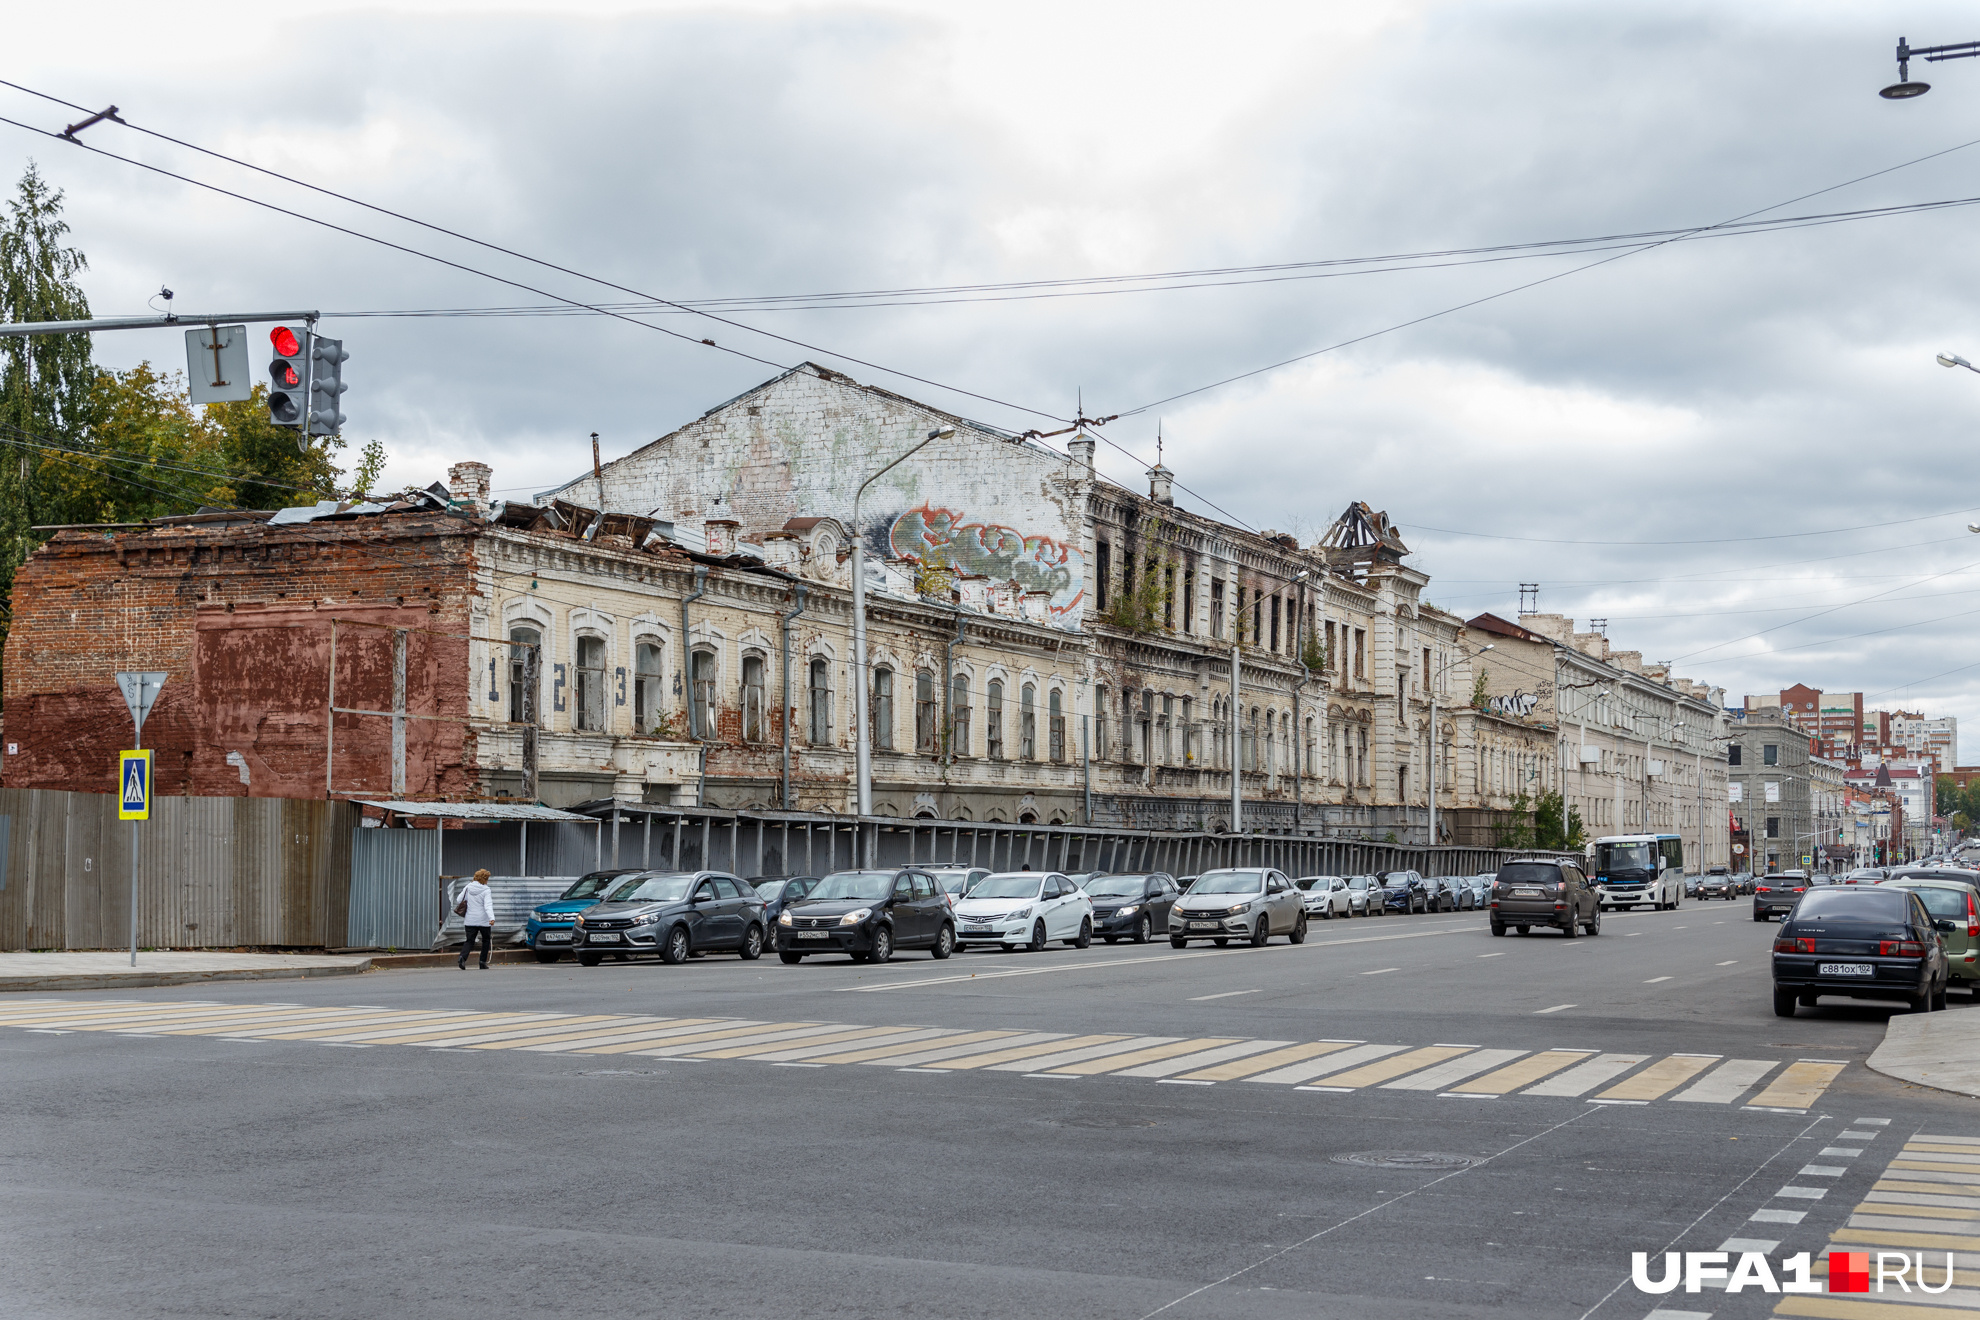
[850, 425, 954, 856]
[1880, 36, 1980, 99]
[1428, 643, 1488, 851]
[1939, 352, 1980, 373]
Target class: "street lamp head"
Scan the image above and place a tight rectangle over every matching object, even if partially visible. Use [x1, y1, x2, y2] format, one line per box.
[1882, 80, 1932, 98]
[928, 426, 956, 440]
[1940, 352, 1970, 369]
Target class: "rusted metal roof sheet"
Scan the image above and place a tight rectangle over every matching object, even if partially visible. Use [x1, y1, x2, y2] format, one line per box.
[357, 800, 596, 823]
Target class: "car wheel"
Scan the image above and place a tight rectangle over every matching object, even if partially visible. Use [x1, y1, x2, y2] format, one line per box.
[657, 925, 691, 965]
[870, 926, 894, 964]
[1587, 907, 1602, 937]
[1026, 921, 1047, 953]
[931, 924, 954, 960]
[1909, 986, 1930, 1014]
[1752, 911, 1767, 922]
[1800, 992, 1818, 1007]
[1773, 985, 1797, 1017]
[1933, 976, 1949, 1012]
[1516, 924, 1530, 935]
[1561, 913, 1578, 939]
[999, 943, 1016, 952]
[1490, 922, 1506, 937]
[739, 924, 765, 961]
[1320, 904, 1332, 920]
[778, 951, 803, 964]
[577, 951, 602, 967]
[1212, 937, 1229, 947]
[1289, 912, 1307, 945]
[1073, 917, 1092, 950]
[1135, 914, 1153, 944]
[1250, 917, 1270, 948]
[1170, 936, 1188, 948]
[533, 949, 563, 963]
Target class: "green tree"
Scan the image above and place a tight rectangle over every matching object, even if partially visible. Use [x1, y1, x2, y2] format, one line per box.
[1534, 790, 1585, 851]
[1491, 791, 1536, 849]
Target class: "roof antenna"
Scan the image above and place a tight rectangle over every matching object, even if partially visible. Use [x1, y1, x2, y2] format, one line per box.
[1156, 419, 1163, 468]
[584, 432, 604, 541]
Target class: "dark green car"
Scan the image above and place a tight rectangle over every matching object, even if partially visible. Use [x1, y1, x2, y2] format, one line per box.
[1881, 877, 1980, 997]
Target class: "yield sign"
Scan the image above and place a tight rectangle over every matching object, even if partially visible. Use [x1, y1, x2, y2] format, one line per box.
[114, 671, 168, 737]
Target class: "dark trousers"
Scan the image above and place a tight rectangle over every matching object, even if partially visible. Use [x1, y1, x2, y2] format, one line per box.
[459, 925, 492, 967]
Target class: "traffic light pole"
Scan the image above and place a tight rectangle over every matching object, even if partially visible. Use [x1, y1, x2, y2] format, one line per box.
[0, 310, 320, 337]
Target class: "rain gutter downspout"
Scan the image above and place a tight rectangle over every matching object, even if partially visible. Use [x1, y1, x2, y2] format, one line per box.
[781, 581, 809, 809]
[943, 604, 965, 768]
[683, 563, 710, 806]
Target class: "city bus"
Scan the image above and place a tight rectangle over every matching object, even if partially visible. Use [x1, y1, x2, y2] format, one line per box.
[1590, 834, 1685, 911]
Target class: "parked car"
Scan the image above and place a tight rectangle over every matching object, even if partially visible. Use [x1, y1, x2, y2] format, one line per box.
[951, 871, 1093, 952]
[572, 870, 768, 965]
[1293, 875, 1353, 920]
[1376, 870, 1428, 914]
[1082, 872, 1179, 943]
[1880, 877, 1980, 997]
[776, 867, 956, 963]
[1489, 857, 1601, 938]
[748, 875, 820, 934]
[1753, 871, 1811, 922]
[1462, 875, 1494, 910]
[1169, 869, 1307, 947]
[1771, 884, 1950, 1016]
[927, 867, 991, 909]
[524, 867, 644, 961]
[1419, 876, 1462, 912]
[1345, 875, 1385, 916]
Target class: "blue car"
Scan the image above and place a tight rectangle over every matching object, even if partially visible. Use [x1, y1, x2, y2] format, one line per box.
[1376, 869, 1429, 914]
[526, 868, 643, 962]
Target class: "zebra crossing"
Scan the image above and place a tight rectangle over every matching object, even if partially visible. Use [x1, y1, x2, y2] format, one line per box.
[0, 998, 1847, 1109]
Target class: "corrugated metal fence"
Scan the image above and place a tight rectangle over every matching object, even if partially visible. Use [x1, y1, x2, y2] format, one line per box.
[346, 828, 441, 951]
[0, 788, 355, 950]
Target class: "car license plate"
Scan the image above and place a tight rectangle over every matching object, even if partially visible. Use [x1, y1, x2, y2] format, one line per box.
[1513, 888, 1541, 897]
[1189, 921, 1218, 930]
[589, 932, 621, 943]
[1820, 963, 1873, 976]
[796, 931, 828, 940]
[538, 932, 571, 943]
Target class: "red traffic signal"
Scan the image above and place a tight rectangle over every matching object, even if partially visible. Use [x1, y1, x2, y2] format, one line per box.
[270, 326, 300, 357]
[266, 325, 309, 426]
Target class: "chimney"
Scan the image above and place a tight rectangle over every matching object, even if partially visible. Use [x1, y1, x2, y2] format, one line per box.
[1023, 589, 1053, 623]
[1068, 437, 1095, 476]
[990, 579, 1020, 615]
[447, 461, 491, 514]
[1148, 464, 1174, 506]
[956, 573, 990, 611]
[762, 531, 802, 570]
[704, 518, 739, 557]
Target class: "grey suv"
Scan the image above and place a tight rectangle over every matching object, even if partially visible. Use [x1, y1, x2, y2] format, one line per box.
[1490, 858, 1601, 938]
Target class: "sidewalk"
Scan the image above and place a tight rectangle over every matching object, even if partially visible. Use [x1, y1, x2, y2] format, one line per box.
[1867, 1008, 1980, 1098]
[0, 951, 373, 993]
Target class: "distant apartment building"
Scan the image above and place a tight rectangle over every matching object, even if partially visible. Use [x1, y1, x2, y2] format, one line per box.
[1748, 686, 1956, 779]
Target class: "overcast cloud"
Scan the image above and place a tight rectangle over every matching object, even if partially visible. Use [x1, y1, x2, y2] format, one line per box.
[10, 0, 1980, 752]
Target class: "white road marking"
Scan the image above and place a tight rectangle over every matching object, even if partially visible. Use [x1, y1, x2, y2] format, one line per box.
[1798, 1165, 1846, 1177]
[1361, 968, 1400, 976]
[1718, 1237, 1778, 1253]
[1749, 1208, 1805, 1224]
[1533, 1004, 1576, 1014]
[1625, 933, 1644, 938]
[1716, 960, 1738, 966]
[1188, 990, 1262, 1001]
[1819, 1147, 1863, 1157]
[1774, 1186, 1826, 1199]
[1855, 1117, 1891, 1125]
[1645, 977, 1672, 983]
[1478, 953, 1505, 959]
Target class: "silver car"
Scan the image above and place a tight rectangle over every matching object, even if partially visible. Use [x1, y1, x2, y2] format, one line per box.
[1170, 869, 1308, 948]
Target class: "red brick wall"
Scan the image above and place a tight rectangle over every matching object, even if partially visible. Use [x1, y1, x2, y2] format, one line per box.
[2, 516, 479, 799]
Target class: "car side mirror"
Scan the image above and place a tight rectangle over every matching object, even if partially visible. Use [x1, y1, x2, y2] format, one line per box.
[1935, 918, 1957, 933]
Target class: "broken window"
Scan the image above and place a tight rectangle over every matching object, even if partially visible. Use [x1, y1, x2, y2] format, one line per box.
[741, 654, 766, 743]
[1181, 696, 1194, 762]
[575, 635, 606, 732]
[915, 668, 938, 754]
[1210, 578, 1225, 639]
[1139, 690, 1153, 766]
[951, 672, 970, 757]
[1021, 682, 1037, 760]
[808, 657, 832, 745]
[872, 667, 895, 751]
[691, 648, 717, 739]
[634, 641, 663, 734]
[1163, 565, 1175, 629]
[1048, 688, 1065, 762]
[1159, 694, 1173, 764]
[1096, 541, 1110, 611]
[1182, 556, 1195, 633]
[508, 626, 541, 724]
[987, 679, 1005, 759]
[1094, 686, 1109, 761]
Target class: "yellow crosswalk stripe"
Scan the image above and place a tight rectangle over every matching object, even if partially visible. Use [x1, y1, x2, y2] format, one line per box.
[1304, 1046, 1472, 1089]
[1178, 1041, 1355, 1083]
[1595, 1055, 1716, 1101]
[183, 1011, 491, 1038]
[690, 1026, 912, 1059]
[1520, 1053, 1648, 1097]
[1858, 1201, 1980, 1222]
[533, 1021, 781, 1055]
[1915, 1134, 1980, 1146]
[294, 1014, 572, 1045]
[1903, 1142, 1980, 1155]
[1890, 1160, 1980, 1176]
[1747, 1060, 1846, 1109]
[1382, 1048, 1524, 1092]
[457, 1017, 666, 1049]
[1249, 1043, 1403, 1085]
[1897, 1151, 1980, 1167]
[1876, 1179, 1980, 1199]
[1830, 1227, 1980, 1251]
[939, 1035, 1130, 1071]
[1045, 1037, 1242, 1076]
[592, 1021, 819, 1055]
[1777, 1298, 1974, 1318]
[816, 1030, 1019, 1065]
[1448, 1051, 1592, 1095]
[509, 1020, 727, 1052]
[752, 1028, 958, 1062]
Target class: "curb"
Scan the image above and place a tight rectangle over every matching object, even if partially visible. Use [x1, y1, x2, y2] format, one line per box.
[362, 949, 540, 969]
[1866, 1008, 1980, 1099]
[0, 961, 373, 994]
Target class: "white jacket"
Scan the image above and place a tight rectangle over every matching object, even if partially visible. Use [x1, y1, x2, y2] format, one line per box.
[461, 880, 495, 926]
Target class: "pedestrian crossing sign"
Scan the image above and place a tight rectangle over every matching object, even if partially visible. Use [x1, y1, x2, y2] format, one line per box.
[118, 750, 152, 821]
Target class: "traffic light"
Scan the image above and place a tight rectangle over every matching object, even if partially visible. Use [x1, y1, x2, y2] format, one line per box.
[267, 325, 308, 426]
[308, 336, 349, 437]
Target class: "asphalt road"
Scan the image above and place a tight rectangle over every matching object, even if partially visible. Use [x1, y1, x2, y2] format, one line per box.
[1, 900, 1970, 1319]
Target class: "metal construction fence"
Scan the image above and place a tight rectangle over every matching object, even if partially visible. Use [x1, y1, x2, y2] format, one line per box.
[0, 788, 355, 950]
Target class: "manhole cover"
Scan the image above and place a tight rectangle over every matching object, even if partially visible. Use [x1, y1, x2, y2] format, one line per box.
[1330, 1151, 1481, 1172]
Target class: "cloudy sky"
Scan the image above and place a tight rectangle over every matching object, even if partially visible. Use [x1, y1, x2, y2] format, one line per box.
[10, 1, 1980, 753]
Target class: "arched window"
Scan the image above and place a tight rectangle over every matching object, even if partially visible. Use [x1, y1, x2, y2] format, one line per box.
[915, 669, 937, 754]
[1020, 682, 1037, 760]
[872, 667, 895, 751]
[741, 654, 766, 743]
[951, 673, 971, 757]
[986, 679, 1005, 758]
[807, 657, 832, 745]
[633, 641, 663, 734]
[507, 626, 540, 724]
[575, 635, 607, 732]
[1048, 688, 1065, 762]
[690, 648, 717, 739]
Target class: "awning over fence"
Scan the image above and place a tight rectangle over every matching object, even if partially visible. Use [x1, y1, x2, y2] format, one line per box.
[358, 800, 598, 823]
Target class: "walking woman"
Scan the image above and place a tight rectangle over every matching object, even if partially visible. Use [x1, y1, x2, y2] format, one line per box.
[458, 868, 495, 970]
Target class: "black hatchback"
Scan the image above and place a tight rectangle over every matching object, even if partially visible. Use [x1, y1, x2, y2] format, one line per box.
[1771, 886, 1951, 1016]
[776, 868, 956, 964]
[1081, 872, 1179, 943]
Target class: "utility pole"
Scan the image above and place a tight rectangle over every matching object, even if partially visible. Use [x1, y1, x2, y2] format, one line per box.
[1230, 643, 1242, 834]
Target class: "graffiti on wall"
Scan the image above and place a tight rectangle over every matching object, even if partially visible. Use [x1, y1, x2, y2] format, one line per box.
[1487, 690, 1541, 719]
[886, 503, 1085, 620]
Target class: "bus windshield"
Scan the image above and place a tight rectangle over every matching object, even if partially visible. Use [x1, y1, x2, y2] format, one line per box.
[1596, 843, 1655, 873]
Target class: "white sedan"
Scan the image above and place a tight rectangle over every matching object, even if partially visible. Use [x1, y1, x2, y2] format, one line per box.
[951, 872, 1094, 951]
[1294, 875, 1352, 919]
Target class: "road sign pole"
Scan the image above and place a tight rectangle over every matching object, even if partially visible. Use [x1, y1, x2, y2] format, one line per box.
[114, 672, 167, 966]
